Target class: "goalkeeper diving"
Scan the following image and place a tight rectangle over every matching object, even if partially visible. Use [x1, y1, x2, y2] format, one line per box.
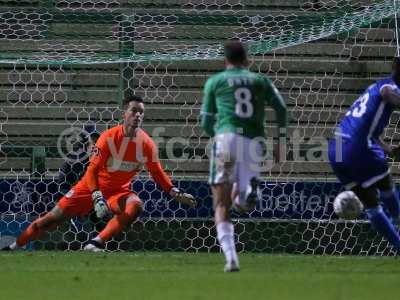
[2, 95, 196, 252]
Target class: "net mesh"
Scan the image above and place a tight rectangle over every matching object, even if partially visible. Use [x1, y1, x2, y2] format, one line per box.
[0, 0, 397, 64]
[0, 0, 399, 255]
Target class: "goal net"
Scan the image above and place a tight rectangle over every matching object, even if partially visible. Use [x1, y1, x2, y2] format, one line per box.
[0, 0, 399, 255]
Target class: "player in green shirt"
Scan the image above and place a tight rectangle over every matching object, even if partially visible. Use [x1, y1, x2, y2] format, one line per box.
[201, 41, 287, 272]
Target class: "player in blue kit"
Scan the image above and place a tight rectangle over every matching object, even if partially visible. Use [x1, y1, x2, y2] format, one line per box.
[329, 57, 400, 251]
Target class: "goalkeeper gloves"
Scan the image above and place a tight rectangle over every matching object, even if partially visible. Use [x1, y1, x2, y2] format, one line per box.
[91, 190, 111, 218]
[169, 187, 197, 208]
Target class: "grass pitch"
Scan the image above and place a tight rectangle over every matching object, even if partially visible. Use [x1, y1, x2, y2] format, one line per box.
[0, 251, 399, 300]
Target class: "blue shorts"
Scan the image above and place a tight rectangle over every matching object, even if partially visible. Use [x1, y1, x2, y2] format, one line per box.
[328, 138, 389, 189]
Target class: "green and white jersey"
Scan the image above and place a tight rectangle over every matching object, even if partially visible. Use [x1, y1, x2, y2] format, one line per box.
[201, 67, 287, 139]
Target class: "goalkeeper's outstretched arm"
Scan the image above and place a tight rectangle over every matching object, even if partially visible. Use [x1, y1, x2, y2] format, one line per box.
[144, 138, 197, 208]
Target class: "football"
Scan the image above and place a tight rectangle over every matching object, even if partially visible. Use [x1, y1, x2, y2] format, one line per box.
[333, 191, 364, 220]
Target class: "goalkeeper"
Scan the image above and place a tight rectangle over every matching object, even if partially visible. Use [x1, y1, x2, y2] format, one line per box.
[201, 41, 287, 272]
[2, 95, 196, 252]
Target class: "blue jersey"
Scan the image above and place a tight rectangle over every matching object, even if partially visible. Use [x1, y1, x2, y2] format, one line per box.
[337, 77, 397, 144]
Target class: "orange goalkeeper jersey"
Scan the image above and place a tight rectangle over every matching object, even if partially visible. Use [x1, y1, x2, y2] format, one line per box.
[80, 124, 173, 193]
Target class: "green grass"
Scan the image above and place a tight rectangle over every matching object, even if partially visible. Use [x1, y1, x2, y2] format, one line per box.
[0, 251, 399, 300]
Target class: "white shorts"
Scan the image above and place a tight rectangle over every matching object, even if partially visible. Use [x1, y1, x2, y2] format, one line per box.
[209, 133, 263, 200]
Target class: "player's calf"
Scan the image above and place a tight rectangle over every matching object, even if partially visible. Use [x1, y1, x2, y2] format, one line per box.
[366, 206, 400, 251]
[354, 185, 400, 251]
[1, 207, 65, 251]
[212, 183, 240, 272]
[380, 188, 400, 225]
[376, 175, 400, 225]
[232, 177, 260, 214]
[85, 198, 143, 250]
[245, 177, 260, 209]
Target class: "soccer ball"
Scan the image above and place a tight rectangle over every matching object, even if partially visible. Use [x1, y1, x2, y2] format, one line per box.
[333, 191, 364, 220]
